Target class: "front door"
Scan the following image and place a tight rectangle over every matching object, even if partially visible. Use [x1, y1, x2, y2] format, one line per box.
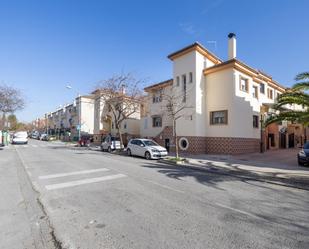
[165, 138, 170, 153]
[279, 133, 286, 149]
[288, 133, 295, 148]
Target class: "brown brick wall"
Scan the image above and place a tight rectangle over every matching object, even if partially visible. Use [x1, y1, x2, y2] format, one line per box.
[153, 126, 260, 154]
[204, 137, 260, 154]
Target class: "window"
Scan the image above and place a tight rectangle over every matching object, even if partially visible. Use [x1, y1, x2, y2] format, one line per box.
[260, 83, 265, 94]
[267, 88, 274, 99]
[182, 74, 187, 102]
[239, 77, 249, 92]
[210, 110, 228, 125]
[252, 85, 258, 99]
[124, 122, 127, 129]
[189, 72, 193, 83]
[152, 116, 162, 127]
[176, 76, 180, 86]
[179, 137, 189, 150]
[152, 89, 162, 103]
[253, 115, 259, 128]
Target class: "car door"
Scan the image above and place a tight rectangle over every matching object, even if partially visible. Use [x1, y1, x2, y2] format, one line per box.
[136, 140, 146, 157]
[128, 140, 137, 156]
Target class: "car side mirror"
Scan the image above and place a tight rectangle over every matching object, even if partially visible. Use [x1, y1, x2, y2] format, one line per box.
[140, 144, 145, 147]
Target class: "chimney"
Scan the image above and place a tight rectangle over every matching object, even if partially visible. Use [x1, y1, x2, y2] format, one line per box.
[228, 33, 236, 59]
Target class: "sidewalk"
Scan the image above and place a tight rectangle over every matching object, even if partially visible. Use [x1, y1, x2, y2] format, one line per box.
[165, 149, 309, 189]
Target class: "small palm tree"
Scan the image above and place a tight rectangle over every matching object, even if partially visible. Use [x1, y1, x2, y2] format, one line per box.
[266, 72, 309, 126]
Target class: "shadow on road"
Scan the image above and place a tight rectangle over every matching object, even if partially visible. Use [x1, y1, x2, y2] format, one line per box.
[141, 160, 309, 191]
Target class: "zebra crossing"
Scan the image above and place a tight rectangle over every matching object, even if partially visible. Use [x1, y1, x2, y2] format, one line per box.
[37, 168, 127, 191]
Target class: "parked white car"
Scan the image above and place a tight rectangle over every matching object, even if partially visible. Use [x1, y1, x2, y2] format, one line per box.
[101, 135, 122, 152]
[127, 139, 168, 159]
[12, 131, 28, 144]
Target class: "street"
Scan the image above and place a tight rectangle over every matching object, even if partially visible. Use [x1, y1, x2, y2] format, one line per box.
[1, 139, 309, 249]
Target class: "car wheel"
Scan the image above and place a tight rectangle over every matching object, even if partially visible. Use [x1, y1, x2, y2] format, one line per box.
[145, 151, 151, 160]
[127, 148, 132, 156]
[107, 146, 112, 153]
[298, 160, 304, 166]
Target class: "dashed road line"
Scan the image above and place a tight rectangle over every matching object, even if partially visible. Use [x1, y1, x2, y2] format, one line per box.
[45, 174, 127, 190]
[39, 168, 110, 179]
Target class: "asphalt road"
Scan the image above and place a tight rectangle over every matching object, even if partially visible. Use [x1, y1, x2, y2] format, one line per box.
[1, 139, 309, 249]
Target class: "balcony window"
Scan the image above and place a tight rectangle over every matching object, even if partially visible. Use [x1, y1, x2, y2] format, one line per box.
[152, 89, 162, 103]
[189, 72, 193, 83]
[210, 110, 228, 125]
[182, 74, 187, 102]
[253, 115, 259, 128]
[267, 88, 274, 99]
[260, 83, 265, 94]
[152, 116, 162, 127]
[252, 85, 259, 99]
[176, 76, 180, 86]
[239, 77, 249, 92]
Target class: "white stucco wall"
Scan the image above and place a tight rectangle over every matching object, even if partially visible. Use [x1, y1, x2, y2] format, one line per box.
[79, 97, 94, 134]
[172, 50, 216, 137]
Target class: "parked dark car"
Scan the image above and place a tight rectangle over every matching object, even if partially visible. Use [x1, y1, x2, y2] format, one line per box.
[298, 142, 309, 166]
[78, 135, 93, 147]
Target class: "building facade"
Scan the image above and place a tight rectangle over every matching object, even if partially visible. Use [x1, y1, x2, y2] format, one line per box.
[141, 33, 308, 154]
[92, 90, 141, 145]
[46, 95, 95, 140]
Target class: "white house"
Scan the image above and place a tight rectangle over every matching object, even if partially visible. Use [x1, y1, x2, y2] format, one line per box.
[92, 89, 141, 144]
[141, 33, 307, 154]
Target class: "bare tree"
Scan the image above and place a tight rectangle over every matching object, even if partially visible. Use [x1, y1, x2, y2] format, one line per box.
[95, 73, 143, 148]
[162, 84, 193, 159]
[0, 84, 25, 129]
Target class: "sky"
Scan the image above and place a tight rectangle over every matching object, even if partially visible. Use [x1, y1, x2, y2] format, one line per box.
[0, 0, 308, 122]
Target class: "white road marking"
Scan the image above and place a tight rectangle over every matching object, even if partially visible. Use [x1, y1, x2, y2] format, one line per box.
[32, 145, 38, 147]
[39, 168, 110, 179]
[215, 202, 264, 220]
[144, 179, 185, 194]
[45, 174, 127, 190]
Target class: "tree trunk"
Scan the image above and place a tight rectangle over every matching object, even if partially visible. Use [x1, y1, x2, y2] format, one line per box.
[1, 113, 6, 130]
[117, 123, 124, 151]
[174, 119, 179, 159]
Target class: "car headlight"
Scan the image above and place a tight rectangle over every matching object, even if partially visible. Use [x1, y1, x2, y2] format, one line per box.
[151, 149, 159, 153]
[299, 150, 306, 157]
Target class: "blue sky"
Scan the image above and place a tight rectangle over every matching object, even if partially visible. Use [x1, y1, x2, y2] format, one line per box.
[0, 0, 308, 122]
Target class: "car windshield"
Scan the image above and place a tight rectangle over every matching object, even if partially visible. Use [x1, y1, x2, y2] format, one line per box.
[14, 133, 27, 138]
[304, 143, 309, 149]
[143, 140, 158, 146]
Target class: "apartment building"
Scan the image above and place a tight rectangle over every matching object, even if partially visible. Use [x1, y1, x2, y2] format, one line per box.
[46, 95, 95, 140]
[141, 33, 308, 154]
[92, 89, 141, 145]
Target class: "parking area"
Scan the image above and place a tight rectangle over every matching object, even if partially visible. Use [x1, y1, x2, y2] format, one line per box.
[232, 148, 305, 170]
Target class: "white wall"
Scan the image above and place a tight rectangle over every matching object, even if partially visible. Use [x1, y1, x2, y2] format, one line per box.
[80, 97, 95, 134]
[173, 50, 216, 137]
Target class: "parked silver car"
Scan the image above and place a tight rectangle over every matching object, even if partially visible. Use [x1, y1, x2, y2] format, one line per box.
[100, 135, 122, 152]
